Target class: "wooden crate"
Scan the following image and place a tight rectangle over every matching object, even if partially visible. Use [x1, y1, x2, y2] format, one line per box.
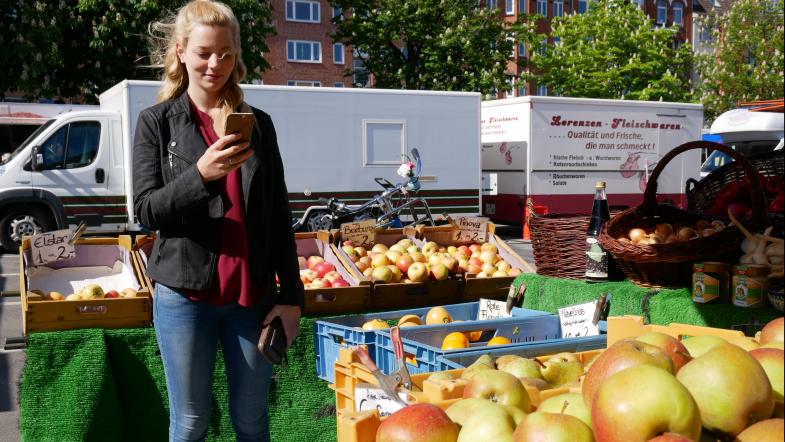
[20, 236, 152, 334]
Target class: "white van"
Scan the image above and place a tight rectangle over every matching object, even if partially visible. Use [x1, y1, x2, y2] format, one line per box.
[0, 80, 481, 251]
[0, 102, 97, 158]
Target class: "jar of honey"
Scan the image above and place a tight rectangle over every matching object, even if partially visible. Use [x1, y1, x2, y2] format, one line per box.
[692, 262, 730, 304]
[731, 264, 770, 308]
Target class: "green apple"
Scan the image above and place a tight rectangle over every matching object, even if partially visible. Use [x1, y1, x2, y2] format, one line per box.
[592, 364, 701, 442]
[446, 398, 526, 428]
[748, 348, 784, 404]
[457, 400, 517, 442]
[582, 339, 673, 407]
[537, 392, 591, 428]
[677, 343, 774, 438]
[376, 403, 458, 442]
[460, 354, 494, 380]
[635, 331, 693, 373]
[734, 418, 784, 442]
[499, 358, 543, 380]
[681, 335, 727, 358]
[463, 369, 531, 412]
[760, 317, 784, 345]
[512, 411, 594, 442]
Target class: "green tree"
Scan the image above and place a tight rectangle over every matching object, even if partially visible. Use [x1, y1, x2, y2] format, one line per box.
[0, 0, 274, 102]
[530, 0, 693, 101]
[695, 0, 784, 122]
[328, 0, 537, 94]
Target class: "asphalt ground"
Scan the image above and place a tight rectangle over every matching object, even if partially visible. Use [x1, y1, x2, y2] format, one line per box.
[0, 225, 532, 442]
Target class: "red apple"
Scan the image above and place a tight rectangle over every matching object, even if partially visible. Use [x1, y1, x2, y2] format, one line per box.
[760, 317, 784, 346]
[299, 268, 317, 283]
[376, 403, 458, 442]
[513, 411, 594, 442]
[330, 278, 349, 288]
[635, 331, 693, 372]
[676, 343, 774, 438]
[592, 364, 701, 442]
[462, 369, 531, 412]
[457, 245, 472, 257]
[583, 339, 674, 407]
[322, 270, 342, 283]
[342, 240, 355, 247]
[734, 418, 784, 442]
[104, 290, 120, 299]
[396, 254, 414, 273]
[308, 278, 332, 289]
[313, 261, 335, 278]
[306, 255, 324, 270]
[430, 263, 450, 281]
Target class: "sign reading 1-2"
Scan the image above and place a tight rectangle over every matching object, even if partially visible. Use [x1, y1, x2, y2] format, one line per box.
[30, 229, 76, 266]
[451, 216, 489, 243]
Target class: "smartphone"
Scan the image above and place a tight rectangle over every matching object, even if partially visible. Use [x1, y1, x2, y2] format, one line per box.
[224, 112, 255, 143]
[257, 316, 287, 365]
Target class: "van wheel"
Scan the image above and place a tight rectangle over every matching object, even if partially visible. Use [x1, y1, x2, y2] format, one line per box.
[305, 210, 333, 232]
[0, 207, 54, 252]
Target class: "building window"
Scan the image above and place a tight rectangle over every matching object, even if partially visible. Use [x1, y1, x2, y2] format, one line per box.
[700, 26, 713, 42]
[634, 0, 645, 9]
[673, 2, 683, 26]
[287, 80, 322, 87]
[332, 6, 343, 20]
[286, 0, 320, 23]
[354, 59, 370, 88]
[518, 42, 526, 57]
[334, 82, 345, 87]
[333, 43, 345, 64]
[553, 36, 561, 46]
[537, 0, 548, 15]
[506, 0, 515, 14]
[519, 0, 527, 13]
[656, 0, 667, 24]
[539, 37, 548, 55]
[487, 0, 498, 10]
[287, 40, 322, 63]
[578, 0, 588, 13]
[518, 80, 527, 96]
[553, 0, 564, 16]
[537, 84, 548, 96]
[505, 76, 515, 98]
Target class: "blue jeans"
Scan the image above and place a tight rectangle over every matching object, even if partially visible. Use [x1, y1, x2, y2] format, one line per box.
[153, 283, 273, 442]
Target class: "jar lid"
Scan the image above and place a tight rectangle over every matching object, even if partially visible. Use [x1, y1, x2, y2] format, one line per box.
[694, 261, 729, 272]
[732, 264, 769, 276]
[595, 181, 606, 188]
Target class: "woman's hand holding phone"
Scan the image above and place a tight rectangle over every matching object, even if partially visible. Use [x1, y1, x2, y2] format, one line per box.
[196, 133, 253, 182]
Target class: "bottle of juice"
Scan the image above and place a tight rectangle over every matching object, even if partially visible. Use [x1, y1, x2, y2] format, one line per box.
[585, 181, 610, 282]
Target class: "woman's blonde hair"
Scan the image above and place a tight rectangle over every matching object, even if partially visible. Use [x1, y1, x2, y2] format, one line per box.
[149, 0, 246, 117]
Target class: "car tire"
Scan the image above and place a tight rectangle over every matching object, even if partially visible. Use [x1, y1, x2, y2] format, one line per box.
[0, 206, 55, 252]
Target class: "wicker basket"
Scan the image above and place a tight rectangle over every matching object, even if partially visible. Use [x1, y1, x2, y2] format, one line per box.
[599, 141, 768, 288]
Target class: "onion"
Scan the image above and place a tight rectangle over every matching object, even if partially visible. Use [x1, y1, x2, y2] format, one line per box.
[695, 220, 710, 231]
[617, 237, 631, 243]
[628, 228, 647, 243]
[665, 234, 679, 243]
[655, 223, 673, 238]
[677, 227, 698, 241]
[701, 228, 716, 237]
[710, 220, 725, 230]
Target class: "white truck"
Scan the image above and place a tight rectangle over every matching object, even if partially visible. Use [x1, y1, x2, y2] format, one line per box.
[0, 80, 481, 251]
[1, 102, 97, 157]
[480, 96, 704, 224]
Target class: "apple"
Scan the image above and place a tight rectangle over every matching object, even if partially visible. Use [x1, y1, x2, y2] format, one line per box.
[371, 266, 394, 283]
[537, 392, 591, 428]
[361, 319, 389, 330]
[312, 261, 335, 278]
[354, 246, 367, 257]
[480, 242, 498, 254]
[509, 268, 522, 276]
[355, 261, 370, 273]
[331, 278, 349, 288]
[457, 245, 472, 257]
[386, 250, 402, 262]
[469, 244, 482, 254]
[422, 241, 440, 255]
[496, 261, 512, 273]
[676, 343, 774, 438]
[592, 364, 701, 442]
[407, 262, 429, 282]
[446, 398, 525, 429]
[387, 265, 403, 283]
[396, 254, 414, 273]
[376, 403, 458, 442]
[441, 257, 458, 273]
[371, 243, 389, 253]
[463, 369, 531, 412]
[47, 291, 66, 301]
[121, 288, 137, 298]
[749, 348, 784, 405]
[456, 401, 517, 442]
[481, 262, 496, 275]
[104, 290, 120, 299]
[498, 358, 543, 380]
[635, 331, 693, 372]
[681, 335, 727, 358]
[397, 238, 414, 249]
[308, 278, 331, 289]
[763, 341, 785, 350]
[513, 411, 594, 442]
[734, 418, 784, 442]
[299, 268, 318, 283]
[322, 271, 342, 283]
[480, 250, 498, 265]
[539, 355, 583, 387]
[363, 267, 373, 278]
[647, 433, 695, 441]
[760, 317, 785, 345]
[371, 254, 390, 268]
[430, 263, 450, 281]
[306, 255, 324, 270]
[582, 339, 673, 407]
[65, 293, 82, 301]
[389, 244, 407, 254]
[358, 255, 372, 266]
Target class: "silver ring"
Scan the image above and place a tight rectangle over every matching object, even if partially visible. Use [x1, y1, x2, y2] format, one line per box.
[228, 158, 233, 166]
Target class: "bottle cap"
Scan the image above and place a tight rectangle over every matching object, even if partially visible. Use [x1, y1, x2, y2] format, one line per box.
[595, 181, 606, 188]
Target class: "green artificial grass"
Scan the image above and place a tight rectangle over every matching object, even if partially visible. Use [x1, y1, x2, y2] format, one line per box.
[19, 274, 783, 441]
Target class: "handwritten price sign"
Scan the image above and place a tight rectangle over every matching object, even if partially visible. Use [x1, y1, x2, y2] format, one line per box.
[340, 219, 376, 246]
[451, 216, 489, 243]
[476, 298, 513, 320]
[29, 229, 76, 266]
[354, 384, 407, 417]
[558, 301, 600, 339]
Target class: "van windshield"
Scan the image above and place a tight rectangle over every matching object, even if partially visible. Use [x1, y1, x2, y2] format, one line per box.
[700, 139, 780, 175]
[1, 119, 54, 164]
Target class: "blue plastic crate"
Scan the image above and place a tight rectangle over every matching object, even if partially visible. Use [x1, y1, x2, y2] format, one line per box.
[374, 316, 607, 375]
[313, 302, 551, 382]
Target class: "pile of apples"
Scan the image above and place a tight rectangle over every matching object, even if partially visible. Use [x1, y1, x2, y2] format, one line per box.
[375, 316, 785, 442]
[341, 238, 522, 284]
[27, 284, 138, 301]
[298, 255, 350, 289]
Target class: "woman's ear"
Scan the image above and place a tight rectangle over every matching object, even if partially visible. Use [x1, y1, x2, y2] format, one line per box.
[176, 43, 185, 63]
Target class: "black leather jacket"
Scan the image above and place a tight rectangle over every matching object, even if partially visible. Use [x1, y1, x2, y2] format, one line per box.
[132, 91, 304, 311]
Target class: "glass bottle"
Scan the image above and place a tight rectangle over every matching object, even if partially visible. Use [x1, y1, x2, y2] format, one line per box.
[585, 181, 610, 282]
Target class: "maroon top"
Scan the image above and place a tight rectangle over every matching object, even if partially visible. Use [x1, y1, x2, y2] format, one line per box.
[185, 103, 259, 307]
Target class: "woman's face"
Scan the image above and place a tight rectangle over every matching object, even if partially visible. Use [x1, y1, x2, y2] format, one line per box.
[177, 24, 236, 97]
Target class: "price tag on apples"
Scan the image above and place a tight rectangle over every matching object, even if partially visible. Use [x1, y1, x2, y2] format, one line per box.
[451, 216, 489, 243]
[340, 219, 377, 247]
[354, 384, 407, 417]
[558, 301, 600, 339]
[477, 298, 513, 320]
[29, 229, 76, 266]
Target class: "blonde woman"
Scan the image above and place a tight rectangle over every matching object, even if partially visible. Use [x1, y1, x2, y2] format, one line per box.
[132, 1, 303, 440]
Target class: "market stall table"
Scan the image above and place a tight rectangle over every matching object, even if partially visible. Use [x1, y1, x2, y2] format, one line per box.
[19, 274, 782, 441]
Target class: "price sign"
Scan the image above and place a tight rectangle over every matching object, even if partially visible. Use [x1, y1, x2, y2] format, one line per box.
[476, 298, 513, 320]
[340, 219, 377, 246]
[354, 384, 407, 417]
[29, 229, 76, 266]
[558, 301, 600, 339]
[451, 216, 489, 243]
